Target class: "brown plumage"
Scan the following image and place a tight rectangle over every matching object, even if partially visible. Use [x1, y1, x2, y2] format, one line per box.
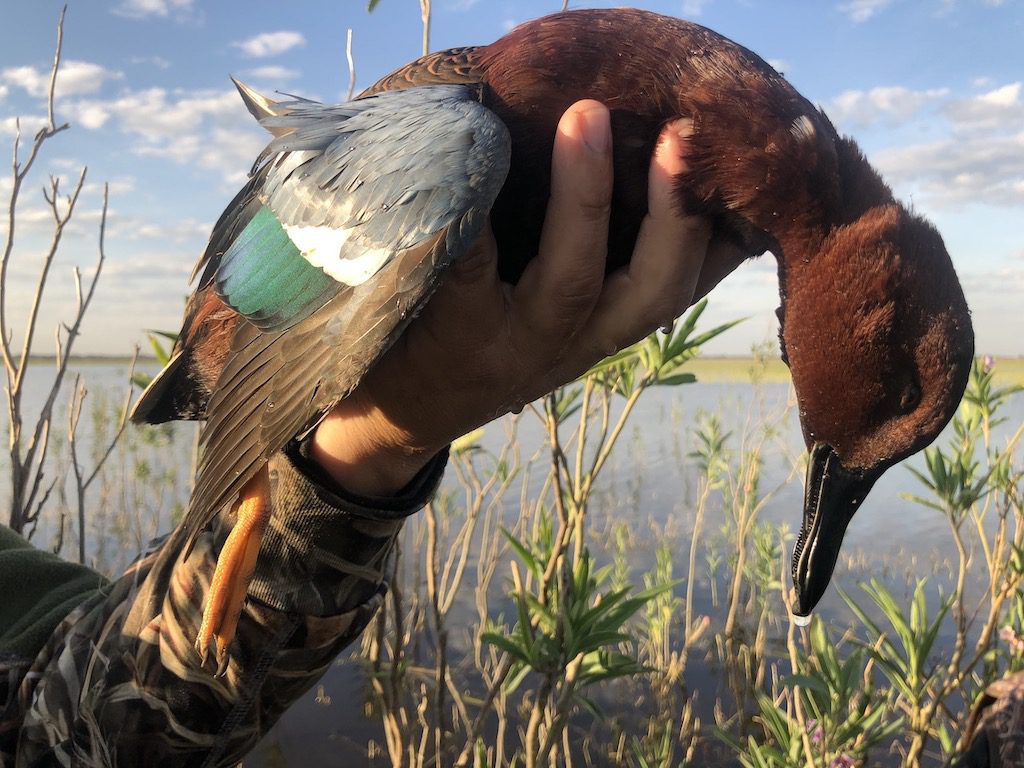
[134, 8, 973, 668]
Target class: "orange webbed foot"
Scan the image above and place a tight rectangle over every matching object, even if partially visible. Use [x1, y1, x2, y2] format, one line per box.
[195, 467, 272, 676]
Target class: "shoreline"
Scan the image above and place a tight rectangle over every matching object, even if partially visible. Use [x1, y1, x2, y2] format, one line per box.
[22, 355, 1024, 386]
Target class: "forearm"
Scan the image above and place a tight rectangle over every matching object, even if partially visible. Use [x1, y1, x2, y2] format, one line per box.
[10, 445, 446, 768]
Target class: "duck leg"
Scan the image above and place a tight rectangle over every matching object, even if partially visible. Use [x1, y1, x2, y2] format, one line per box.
[195, 466, 272, 675]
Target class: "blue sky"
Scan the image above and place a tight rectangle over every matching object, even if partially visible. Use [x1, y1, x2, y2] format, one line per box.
[0, 0, 1020, 357]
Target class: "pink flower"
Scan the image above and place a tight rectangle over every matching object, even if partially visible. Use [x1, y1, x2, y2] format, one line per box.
[1000, 626, 1024, 654]
[983, 355, 995, 373]
[829, 755, 856, 768]
[806, 719, 824, 745]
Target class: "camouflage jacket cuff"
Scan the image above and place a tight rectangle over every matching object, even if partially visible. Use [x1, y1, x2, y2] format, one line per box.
[284, 436, 450, 521]
[246, 444, 448, 616]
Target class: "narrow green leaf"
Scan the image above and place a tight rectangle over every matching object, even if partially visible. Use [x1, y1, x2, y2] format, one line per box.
[500, 528, 541, 578]
[480, 632, 530, 664]
[782, 673, 830, 696]
[654, 372, 697, 387]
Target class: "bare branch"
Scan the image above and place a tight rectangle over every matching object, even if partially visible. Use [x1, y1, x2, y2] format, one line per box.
[3, 7, 75, 533]
[22, 415, 51, 526]
[27, 476, 57, 542]
[83, 349, 137, 492]
[10, 180, 109, 534]
[420, 0, 431, 56]
[0, 9, 71, 382]
[47, 7, 67, 133]
[345, 28, 357, 101]
[14, 166, 87, 396]
[67, 374, 86, 561]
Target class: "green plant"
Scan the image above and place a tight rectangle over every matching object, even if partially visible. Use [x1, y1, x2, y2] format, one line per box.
[483, 532, 674, 767]
[132, 331, 177, 390]
[719, 616, 903, 768]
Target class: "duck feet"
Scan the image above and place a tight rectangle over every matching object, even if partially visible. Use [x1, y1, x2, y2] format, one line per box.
[195, 467, 272, 676]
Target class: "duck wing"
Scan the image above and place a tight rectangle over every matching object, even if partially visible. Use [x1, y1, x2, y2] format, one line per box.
[181, 84, 510, 550]
[361, 47, 484, 96]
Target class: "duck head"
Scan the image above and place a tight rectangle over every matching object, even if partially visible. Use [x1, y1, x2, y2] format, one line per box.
[780, 201, 973, 616]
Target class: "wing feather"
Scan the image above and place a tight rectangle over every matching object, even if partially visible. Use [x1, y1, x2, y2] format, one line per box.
[177, 84, 510, 544]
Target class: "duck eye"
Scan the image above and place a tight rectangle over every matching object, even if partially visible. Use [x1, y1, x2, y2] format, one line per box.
[900, 384, 921, 412]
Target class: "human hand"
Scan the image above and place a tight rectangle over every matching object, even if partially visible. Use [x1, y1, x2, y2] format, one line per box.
[310, 100, 724, 496]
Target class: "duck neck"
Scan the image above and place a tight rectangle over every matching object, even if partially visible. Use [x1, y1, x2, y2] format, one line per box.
[769, 134, 897, 286]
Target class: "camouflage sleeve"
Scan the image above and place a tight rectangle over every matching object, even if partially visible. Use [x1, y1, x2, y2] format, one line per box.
[8, 443, 447, 768]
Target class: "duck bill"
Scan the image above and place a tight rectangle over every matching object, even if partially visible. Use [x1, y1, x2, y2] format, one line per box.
[791, 443, 883, 617]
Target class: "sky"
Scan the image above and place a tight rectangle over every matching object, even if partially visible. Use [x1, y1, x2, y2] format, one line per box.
[0, 0, 1021, 358]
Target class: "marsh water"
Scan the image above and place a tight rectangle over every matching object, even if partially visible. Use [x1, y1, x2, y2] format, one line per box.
[3, 360, 1022, 765]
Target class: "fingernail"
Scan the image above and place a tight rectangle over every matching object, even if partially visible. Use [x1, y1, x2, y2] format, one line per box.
[671, 118, 695, 140]
[578, 106, 610, 155]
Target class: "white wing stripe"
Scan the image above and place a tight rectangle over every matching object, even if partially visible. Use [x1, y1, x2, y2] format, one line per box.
[284, 224, 392, 286]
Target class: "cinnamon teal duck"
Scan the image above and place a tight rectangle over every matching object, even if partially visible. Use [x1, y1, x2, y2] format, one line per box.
[131, 8, 974, 673]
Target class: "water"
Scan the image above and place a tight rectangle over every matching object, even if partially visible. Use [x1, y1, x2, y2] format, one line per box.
[3, 361, 1022, 765]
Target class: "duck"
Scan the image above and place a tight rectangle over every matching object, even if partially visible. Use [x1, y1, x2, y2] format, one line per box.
[131, 7, 974, 673]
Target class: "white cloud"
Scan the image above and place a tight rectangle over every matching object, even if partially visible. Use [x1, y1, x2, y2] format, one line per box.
[232, 31, 306, 58]
[0, 200, 109, 244]
[874, 131, 1024, 208]
[107, 215, 210, 243]
[943, 81, 1023, 132]
[977, 82, 1020, 107]
[129, 55, 172, 70]
[83, 177, 137, 197]
[0, 84, 8, 102]
[962, 267, 1024, 296]
[827, 85, 949, 129]
[837, 0, 893, 22]
[767, 58, 791, 76]
[681, 0, 710, 15]
[112, 0, 194, 20]
[64, 86, 267, 185]
[244, 65, 301, 81]
[444, 0, 480, 9]
[0, 115, 50, 138]
[1, 60, 123, 99]
[873, 82, 1024, 208]
[823, 79, 1024, 210]
[73, 102, 113, 130]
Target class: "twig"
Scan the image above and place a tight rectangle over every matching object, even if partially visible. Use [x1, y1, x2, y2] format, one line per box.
[345, 28, 357, 101]
[419, 0, 431, 56]
[68, 346, 137, 562]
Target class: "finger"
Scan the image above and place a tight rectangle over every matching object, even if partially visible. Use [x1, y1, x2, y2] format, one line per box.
[512, 100, 613, 342]
[617, 119, 709, 319]
[690, 235, 749, 304]
[409, 220, 509, 350]
[553, 119, 711, 378]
